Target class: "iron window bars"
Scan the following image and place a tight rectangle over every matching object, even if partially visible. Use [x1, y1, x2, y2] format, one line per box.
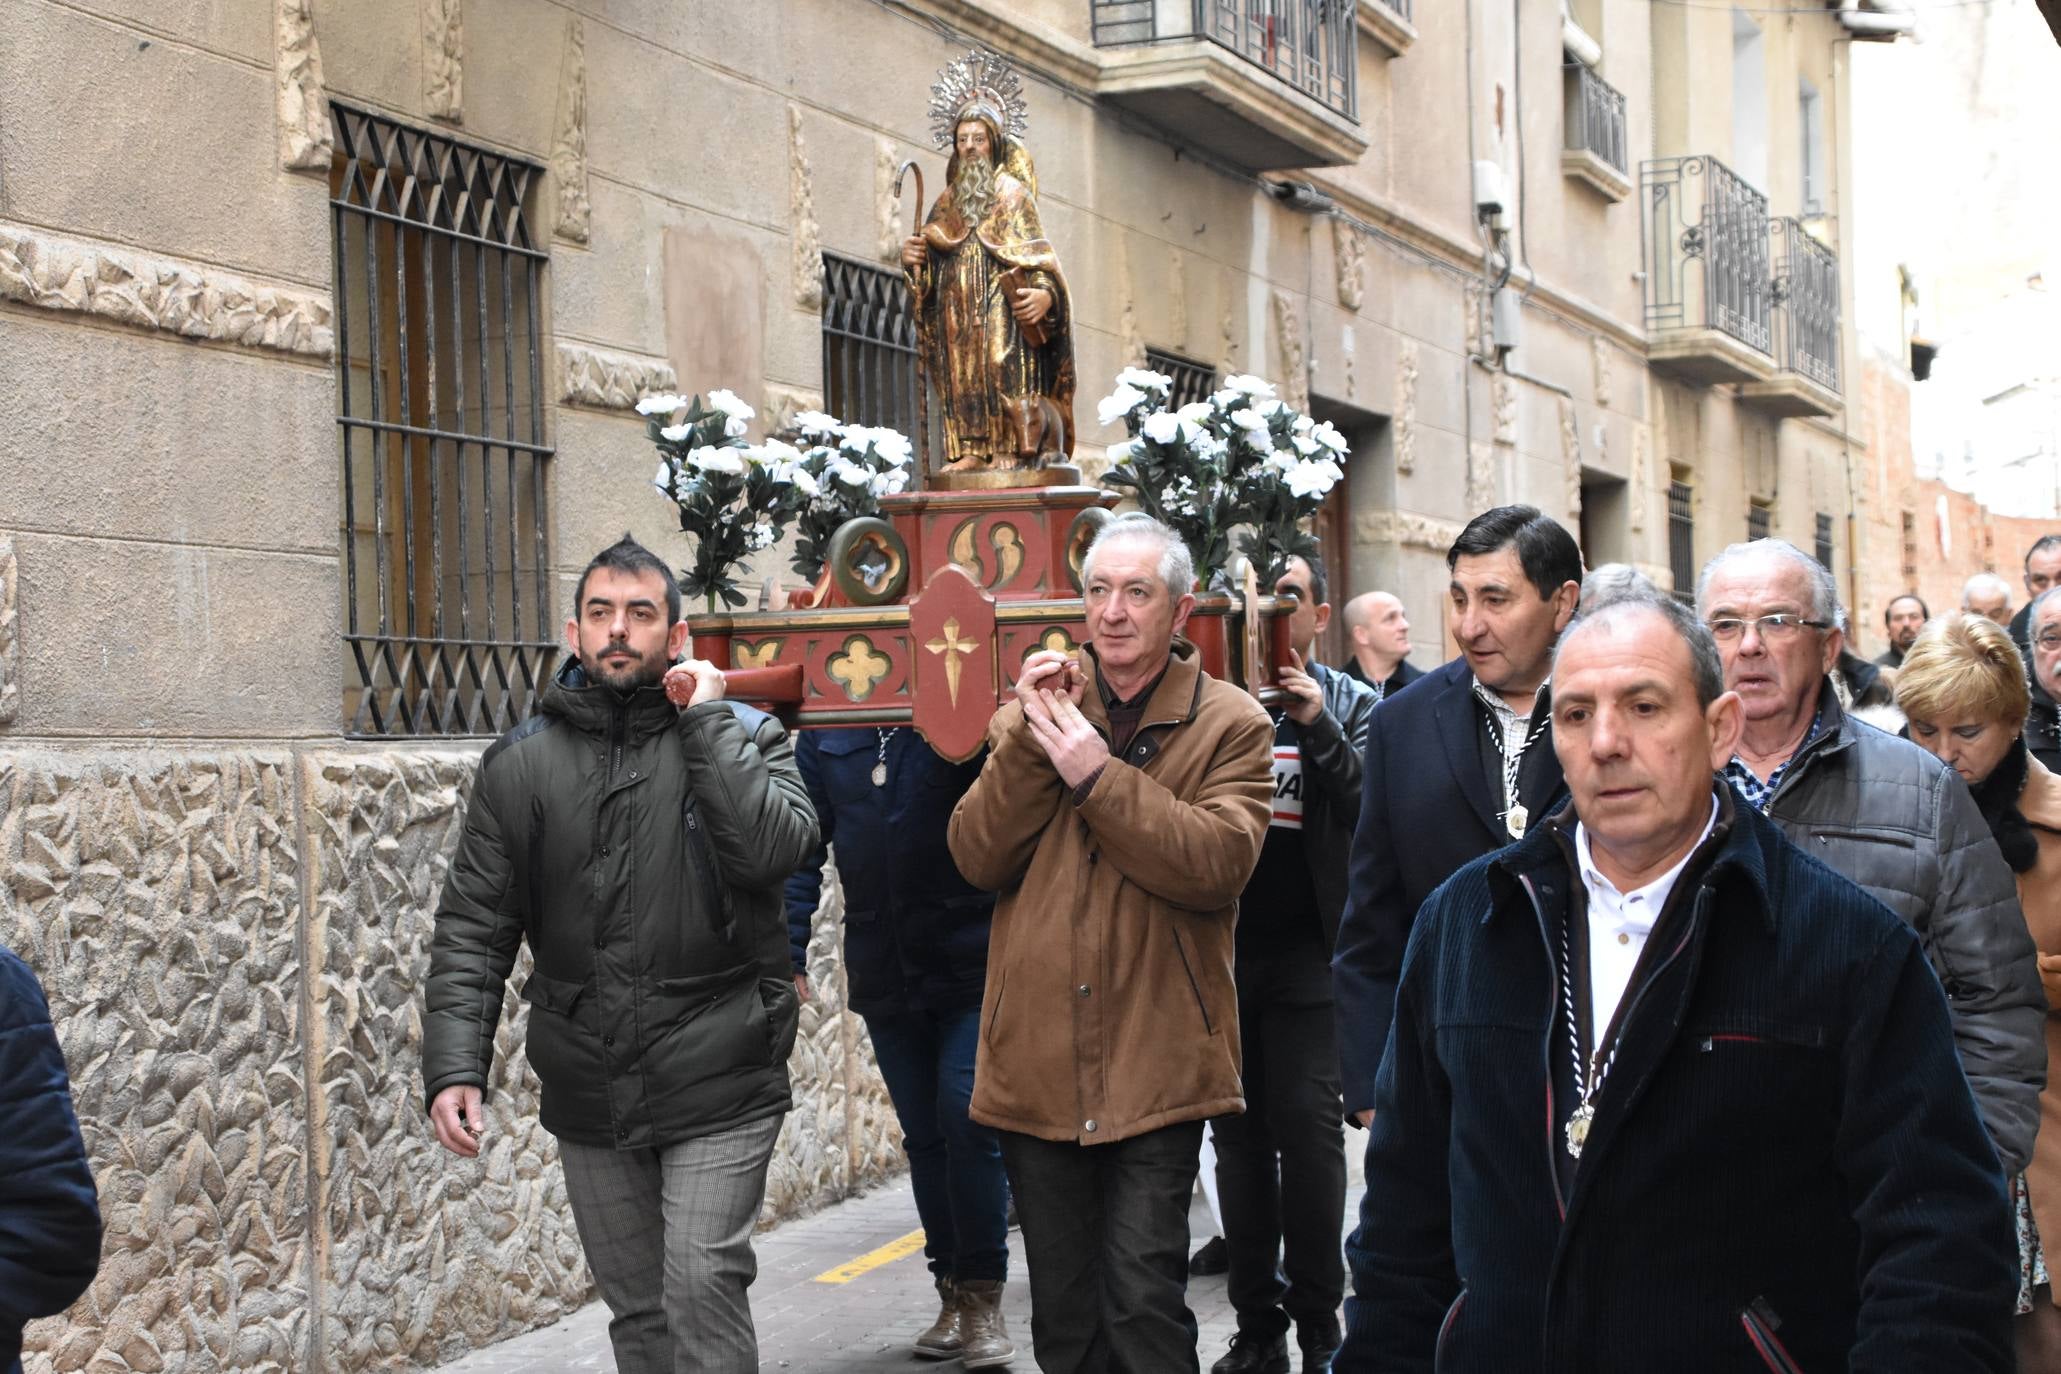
[1747, 504, 1771, 543]
[330, 103, 555, 737]
[821, 252, 940, 458]
[1089, 0, 1358, 122]
[1146, 347, 1219, 411]
[1669, 480, 1696, 605]
[1815, 513, 1835, 573]
[1770, 218, 1841, 394]
[1564, 61, 1628, 177]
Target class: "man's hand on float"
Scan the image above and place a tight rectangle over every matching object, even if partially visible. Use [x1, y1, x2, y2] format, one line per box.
[1014, 649, 1085, 712]
[1011, 286, 1052, 326]
[430, 1084, 486, 1158]
[1024, 688, 1110, 789]
[663, 659, 727, 708]
[900, 234, 927, 270]
[1279, 647, 1324, 726]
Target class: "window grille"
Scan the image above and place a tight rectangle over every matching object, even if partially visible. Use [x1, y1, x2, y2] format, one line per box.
[1815, 513, 1835, 572]
[1746, 504, 1771, 542]
[822, 252, 936, 450]
[330, 104, 554, 737]
[1668, 480, 1696, 605]
[1900, 511, 1918, 582]
[1146, 348, 1217, 411]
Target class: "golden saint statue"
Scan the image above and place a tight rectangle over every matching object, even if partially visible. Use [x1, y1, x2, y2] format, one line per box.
[902, 52, 1076, 477]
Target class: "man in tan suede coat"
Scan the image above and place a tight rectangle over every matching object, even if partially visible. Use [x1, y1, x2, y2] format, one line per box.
[949, 512, 1273, 1374]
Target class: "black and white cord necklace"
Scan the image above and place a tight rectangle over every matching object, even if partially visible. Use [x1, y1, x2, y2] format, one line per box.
[1558, 907, 1621, 1162]
[871, 727, 901, 787]
[1474, 683, 1549, 839]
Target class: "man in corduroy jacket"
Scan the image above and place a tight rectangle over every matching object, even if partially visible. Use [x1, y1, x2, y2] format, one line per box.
[1341, 589, 2015, 1373]
[422, 537, 818, 1374]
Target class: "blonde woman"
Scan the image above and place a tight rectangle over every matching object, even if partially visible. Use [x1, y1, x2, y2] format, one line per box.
[1896, 612, 2061, 1362]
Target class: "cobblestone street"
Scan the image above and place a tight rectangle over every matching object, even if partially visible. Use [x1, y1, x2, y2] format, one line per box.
[435, 1145, 1365, 1372]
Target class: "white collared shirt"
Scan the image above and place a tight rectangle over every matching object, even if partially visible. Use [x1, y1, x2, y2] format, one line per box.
[1572, 795, 1719, 1050]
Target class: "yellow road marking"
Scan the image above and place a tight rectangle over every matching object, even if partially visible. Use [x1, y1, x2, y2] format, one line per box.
[811, 1228, 928, 1284]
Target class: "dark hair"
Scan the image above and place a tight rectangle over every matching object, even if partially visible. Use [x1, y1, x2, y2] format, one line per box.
[575, 534, 681, 625]
[1446, 504, 1583, 602]
[2026, 534, 2061, 571]
[1279, 548, 1329, 608]
[1884, 592, 1929, 626]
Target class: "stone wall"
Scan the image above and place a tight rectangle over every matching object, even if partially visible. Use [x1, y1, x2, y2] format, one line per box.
[0, 744, 897, 1374]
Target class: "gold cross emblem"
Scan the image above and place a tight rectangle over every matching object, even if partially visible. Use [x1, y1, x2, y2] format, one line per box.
[925, 616, 980, 706]
[827, 636, 893, 703]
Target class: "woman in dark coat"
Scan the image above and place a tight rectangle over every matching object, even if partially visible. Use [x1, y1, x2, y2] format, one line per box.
[1896, 611, 2061, 1368]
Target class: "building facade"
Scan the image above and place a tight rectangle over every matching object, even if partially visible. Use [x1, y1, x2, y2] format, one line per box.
[0, 2, 1877, 1369]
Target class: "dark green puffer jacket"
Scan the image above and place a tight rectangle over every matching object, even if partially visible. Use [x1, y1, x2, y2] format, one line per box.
[422, 659, 819, 1150]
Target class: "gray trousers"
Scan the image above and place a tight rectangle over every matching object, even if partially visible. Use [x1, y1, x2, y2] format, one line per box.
[557, 1113, 784, 1374]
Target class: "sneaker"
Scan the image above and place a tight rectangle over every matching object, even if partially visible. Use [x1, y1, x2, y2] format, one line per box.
[1210, 1328, 1290, 1374]
[1189, 1235, 1229, 1276]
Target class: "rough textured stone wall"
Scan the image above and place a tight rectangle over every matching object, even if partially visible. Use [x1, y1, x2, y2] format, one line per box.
[0, 744, 899, 1374]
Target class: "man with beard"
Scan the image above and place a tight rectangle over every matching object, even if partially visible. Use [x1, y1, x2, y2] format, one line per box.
[902, 52, 1075, 473]
[422, 536, 819, 1374]
[1878, 593, 1928, 669]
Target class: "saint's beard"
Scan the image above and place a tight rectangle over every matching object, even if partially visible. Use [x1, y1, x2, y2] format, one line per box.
[953, 152, 997, 225]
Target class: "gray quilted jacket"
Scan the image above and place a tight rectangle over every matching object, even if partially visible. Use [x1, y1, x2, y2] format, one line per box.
[1762, 684, 2046, 1173]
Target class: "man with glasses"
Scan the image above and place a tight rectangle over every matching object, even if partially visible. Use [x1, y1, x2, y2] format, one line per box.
[2025, 587, 2061, 775]
[2011, 535, 2061, 658]
[1698, 539, 2045, 1178]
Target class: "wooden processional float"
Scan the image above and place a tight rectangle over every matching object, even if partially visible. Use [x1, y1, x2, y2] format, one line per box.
[698, 471, 1302, 763]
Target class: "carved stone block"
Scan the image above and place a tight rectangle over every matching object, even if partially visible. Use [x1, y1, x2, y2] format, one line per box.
[1272, 290, 1308, 413]
[550, 18, 590, 245]
[0, 222, 334, 358]
[276, 0, 333, 173]
[789, 105, 823, 311]
[1332, 218, 1366, 311]
[6, 752, 309, 1373]
[0, 538, 16, 727]
[1394, 341, 1419, 476]
[423, 0, 463, 123]
[556, 342, 679, 412]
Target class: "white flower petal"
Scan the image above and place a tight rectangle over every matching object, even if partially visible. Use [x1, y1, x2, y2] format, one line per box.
[659, 422, 693, 443]
[1114, 366, 1174, 394]
[706, 388, 755, 421]
[792, 410, 843, 436]
[636, 392, 690, 416]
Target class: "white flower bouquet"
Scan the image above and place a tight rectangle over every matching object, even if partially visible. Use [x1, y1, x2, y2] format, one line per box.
[1097, 369, 1347, 586]
[781, 411, 915, 585]
[643, 389, 810, 611]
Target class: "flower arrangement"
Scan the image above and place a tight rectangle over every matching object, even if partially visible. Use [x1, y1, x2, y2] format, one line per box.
[1097, 369, 1347, 587]
[643, 389, 802, 612]
[643, 391, 915, 612]
[781, 412, 915, 585]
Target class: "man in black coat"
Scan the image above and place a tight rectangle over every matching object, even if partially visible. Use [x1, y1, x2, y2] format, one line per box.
[1338, 591, 1421, 702]
[1340, 590, 2015, 1373]
[2008, 534, 2061, 658]
[2029, 588, 2061, 775]
[0, 944, 100, 1374]
[1332, 506, 1581, 1121]
[786, 730, 1012, 1366]
[423, 537, 819, 1374]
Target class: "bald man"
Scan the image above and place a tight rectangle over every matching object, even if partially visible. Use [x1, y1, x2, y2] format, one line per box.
[1340, 592, 1421, 703]
[1962, 572, 2014, 627]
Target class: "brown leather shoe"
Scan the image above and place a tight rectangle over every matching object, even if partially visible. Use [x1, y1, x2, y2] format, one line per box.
[913, 1277, 962, 1360]
[956, 1279, 1016, 1368]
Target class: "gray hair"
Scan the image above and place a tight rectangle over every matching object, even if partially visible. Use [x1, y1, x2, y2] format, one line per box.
[1962, 571, 2012, 608]
[1578, 563, 1658, 611]
[2031, 585, 2061, 633]
[1695, 538, 1841, 626]
[1557, 588, 1727, 708]
[1082, 511, 1195, 597]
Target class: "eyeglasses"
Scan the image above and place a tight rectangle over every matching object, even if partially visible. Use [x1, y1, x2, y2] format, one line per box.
[1706, 614, 1832, 642]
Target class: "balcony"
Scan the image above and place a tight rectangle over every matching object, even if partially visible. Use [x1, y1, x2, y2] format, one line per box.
[1562, 62, 1630, 201]
[1090, 0, 1368, 171]
[1740, 218, 1842, 418]
[1358, 0, 1415, 56]
[1640, 155, 1776, 385]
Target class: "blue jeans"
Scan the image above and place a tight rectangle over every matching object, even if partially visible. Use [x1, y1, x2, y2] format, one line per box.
[865, 1006, 1010, 1282]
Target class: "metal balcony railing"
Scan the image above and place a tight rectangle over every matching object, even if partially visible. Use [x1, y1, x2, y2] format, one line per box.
[1371, 0, 1412, 18]
[1563, 61, 1627, 176]
[1090, 0, 1358, 122]
[1771, 217, 1841, 394]
[1641, 155, 1773, 356]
